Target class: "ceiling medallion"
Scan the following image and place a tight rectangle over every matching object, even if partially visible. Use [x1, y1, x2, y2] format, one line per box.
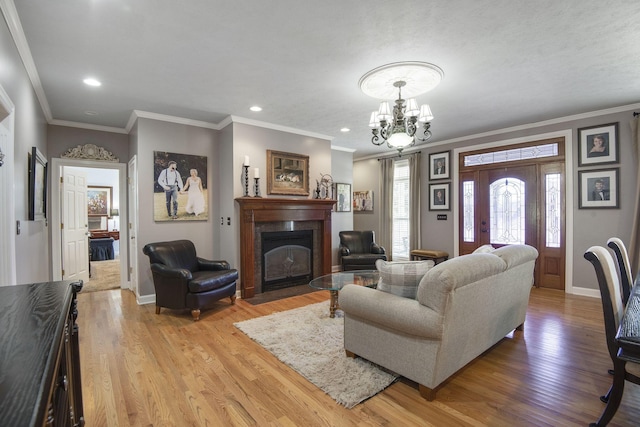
[359, 62, 443, 154]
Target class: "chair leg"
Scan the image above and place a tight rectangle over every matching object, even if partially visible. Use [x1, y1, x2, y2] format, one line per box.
[345, 350, 356, 358]
[155, 306, 161, 315]
[590, 360, 626, 427]
[600, 384, 612, 403]
[230, 294, 237, 304]
[191, 309, 201, 321]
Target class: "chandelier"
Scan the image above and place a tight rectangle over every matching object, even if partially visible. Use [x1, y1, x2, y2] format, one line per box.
[359, 62, 443, 153]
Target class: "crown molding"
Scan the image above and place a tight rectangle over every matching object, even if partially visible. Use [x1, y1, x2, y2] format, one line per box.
[0, 0, 52, 122]
[331, 145, 356, 153]
[49, 119, 128, 134]
[228, 115, 334, 141]
[129, 110, 221, 131]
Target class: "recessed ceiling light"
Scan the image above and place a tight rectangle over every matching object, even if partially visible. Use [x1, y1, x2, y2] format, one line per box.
[84, 111, 98, 116]
[340, 128, 350, 132]
[83, 78, 101, 87]
[250, 106, 262, 112]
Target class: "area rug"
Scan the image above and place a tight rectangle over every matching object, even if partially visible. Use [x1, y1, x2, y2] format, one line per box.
[83, 259, 121, 293]
[234, 302, 398, 408]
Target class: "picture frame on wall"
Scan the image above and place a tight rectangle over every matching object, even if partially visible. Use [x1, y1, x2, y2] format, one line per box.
[153, 151, 209, 221]
[28, 147, 47, 221]
[578, 122, 619, 166]
[87, 186, 112, 217]
[429, 150, 450, 180]
[335, 183, 351, 212]
[353, 190, 373, 212]
[429, 182, 450, 211]
[267, 150, 310, 196]
[578, 168, 619, 209]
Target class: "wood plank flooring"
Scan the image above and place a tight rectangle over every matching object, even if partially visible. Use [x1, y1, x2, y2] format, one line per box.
[77, 287, 640, 426]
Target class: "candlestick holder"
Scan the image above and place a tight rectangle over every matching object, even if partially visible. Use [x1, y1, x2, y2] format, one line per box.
[253, 177, 261, 197]
[243, 165, 250, 197]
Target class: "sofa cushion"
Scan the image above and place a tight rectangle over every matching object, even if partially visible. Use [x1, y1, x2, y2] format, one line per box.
[473, 244, 495, 254]
[376, 259, 434, 299]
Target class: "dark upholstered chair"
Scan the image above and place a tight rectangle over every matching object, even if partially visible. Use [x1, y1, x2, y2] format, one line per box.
[339, 231, 387, 271]
[142, 240, 238, 321]
[607, 237, 634, 306]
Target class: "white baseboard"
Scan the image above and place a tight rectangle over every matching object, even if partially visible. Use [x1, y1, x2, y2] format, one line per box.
[569, 286, 600, 299]
[137, 294, 156, 305]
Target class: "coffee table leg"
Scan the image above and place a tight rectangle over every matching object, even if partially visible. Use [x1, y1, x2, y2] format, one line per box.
[330, 290, 338, 318]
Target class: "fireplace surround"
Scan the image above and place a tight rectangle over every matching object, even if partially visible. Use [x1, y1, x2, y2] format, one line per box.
[235, 197, 335, 298]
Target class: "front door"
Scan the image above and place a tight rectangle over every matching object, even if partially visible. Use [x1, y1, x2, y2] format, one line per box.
[458, 142, 565, 290]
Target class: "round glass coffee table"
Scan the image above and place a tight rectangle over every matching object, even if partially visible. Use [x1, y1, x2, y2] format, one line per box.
[308, 270, 379, 318]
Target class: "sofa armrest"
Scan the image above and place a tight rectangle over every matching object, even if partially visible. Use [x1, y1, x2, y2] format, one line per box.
[198, 258, 230, 271]
[370, 242, 385, 254]
[339, 285, 442, 339]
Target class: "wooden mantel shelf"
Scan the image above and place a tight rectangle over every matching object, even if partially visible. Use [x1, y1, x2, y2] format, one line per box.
[235, 197, 336, 298]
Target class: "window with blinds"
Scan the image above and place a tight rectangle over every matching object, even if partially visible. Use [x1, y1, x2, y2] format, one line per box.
[393, 160, 410, 259]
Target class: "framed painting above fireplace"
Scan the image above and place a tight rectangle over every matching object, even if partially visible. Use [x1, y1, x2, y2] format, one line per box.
[267, 150, 309, 196]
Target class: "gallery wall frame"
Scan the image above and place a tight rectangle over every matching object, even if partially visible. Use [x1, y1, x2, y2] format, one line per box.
[334, 183, 351, 212]
[267, 150, 310, 196]
[28, 147, 47, 221]
[577, 122, 619, 166]
[429, 150, 450, 180]
[578, 168, 619, 209]
[429, 182, 450, 211]
[353, 190, 373, 212]
[87, 186, 112, 217]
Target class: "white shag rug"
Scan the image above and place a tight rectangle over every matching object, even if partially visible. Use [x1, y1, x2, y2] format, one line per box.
[234, 302, 397, 408]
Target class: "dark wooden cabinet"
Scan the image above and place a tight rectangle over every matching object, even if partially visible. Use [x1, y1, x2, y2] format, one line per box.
[0, 281, 84, 426]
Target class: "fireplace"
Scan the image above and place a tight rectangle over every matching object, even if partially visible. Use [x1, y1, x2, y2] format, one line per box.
[261, 230, 313, 292]
[236, 198, 336, 298]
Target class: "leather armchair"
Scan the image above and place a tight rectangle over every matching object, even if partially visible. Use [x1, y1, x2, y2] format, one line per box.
[339, 230, 387, 271]
[142, 240, 238, 320]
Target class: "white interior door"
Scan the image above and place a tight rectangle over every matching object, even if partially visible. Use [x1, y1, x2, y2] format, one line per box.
[128, 156, 139, 297]
[62, 168, 90, 282]
[0, 120, 16, 286]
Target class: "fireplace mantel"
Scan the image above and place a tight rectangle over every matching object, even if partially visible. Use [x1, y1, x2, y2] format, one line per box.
[235, 197, 335, 298]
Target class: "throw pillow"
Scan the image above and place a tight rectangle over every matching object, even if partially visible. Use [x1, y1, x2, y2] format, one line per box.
[376, 259, 434, 299]
[473, 244, 495, 254]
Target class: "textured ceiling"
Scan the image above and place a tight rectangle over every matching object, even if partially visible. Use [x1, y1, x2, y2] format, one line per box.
[8, 0, 640, 158]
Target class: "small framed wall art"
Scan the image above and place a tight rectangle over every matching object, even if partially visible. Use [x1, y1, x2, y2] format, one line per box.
[28, 147, 47, 221]
[429, 182, 450, 211]
[87, 186, 112, 217]
[429, 150, 450, 180]
[578, 168, 619, 209]
[577, 122, 619, 166]
[353, 190, 373, 212]
[334, 183, 351, 212]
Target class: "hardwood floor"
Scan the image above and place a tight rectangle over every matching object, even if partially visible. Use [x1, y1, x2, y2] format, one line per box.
[77, 287, 640, 426]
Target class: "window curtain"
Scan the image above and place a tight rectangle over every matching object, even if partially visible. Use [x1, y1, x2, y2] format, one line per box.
[408, 152, 422, 253]
[629, 116, 640, 275]
[379, 157, 394, 260]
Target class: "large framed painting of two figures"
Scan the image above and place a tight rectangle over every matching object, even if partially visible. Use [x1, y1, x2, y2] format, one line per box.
[153, 151, 208, 222]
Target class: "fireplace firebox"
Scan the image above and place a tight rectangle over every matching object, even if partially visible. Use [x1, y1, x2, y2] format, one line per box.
[261, 230, 313, 292]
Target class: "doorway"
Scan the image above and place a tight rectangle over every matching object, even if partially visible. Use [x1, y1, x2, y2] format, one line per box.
[51, 158, 128, 291]
[458, 138, 566, 289]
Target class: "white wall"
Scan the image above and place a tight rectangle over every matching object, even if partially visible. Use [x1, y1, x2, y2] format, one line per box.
[0, 14, 49, 283]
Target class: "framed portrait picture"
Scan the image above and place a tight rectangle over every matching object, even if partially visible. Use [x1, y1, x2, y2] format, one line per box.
[153, 151, 209, 221]
[267, 150, 309, 196]
[87, 186, 112, 217]
[578, 122, 618, 166]
[429, 150, 450, 180]
[429, 182, 450, 211]
[578, 168, 619, 209]
[28, 147, 47, 221]
[353, 190, 373, 212]
[335, 183, 351, 212]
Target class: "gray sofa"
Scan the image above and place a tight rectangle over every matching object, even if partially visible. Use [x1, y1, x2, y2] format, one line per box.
[339, 244, 538, 400]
